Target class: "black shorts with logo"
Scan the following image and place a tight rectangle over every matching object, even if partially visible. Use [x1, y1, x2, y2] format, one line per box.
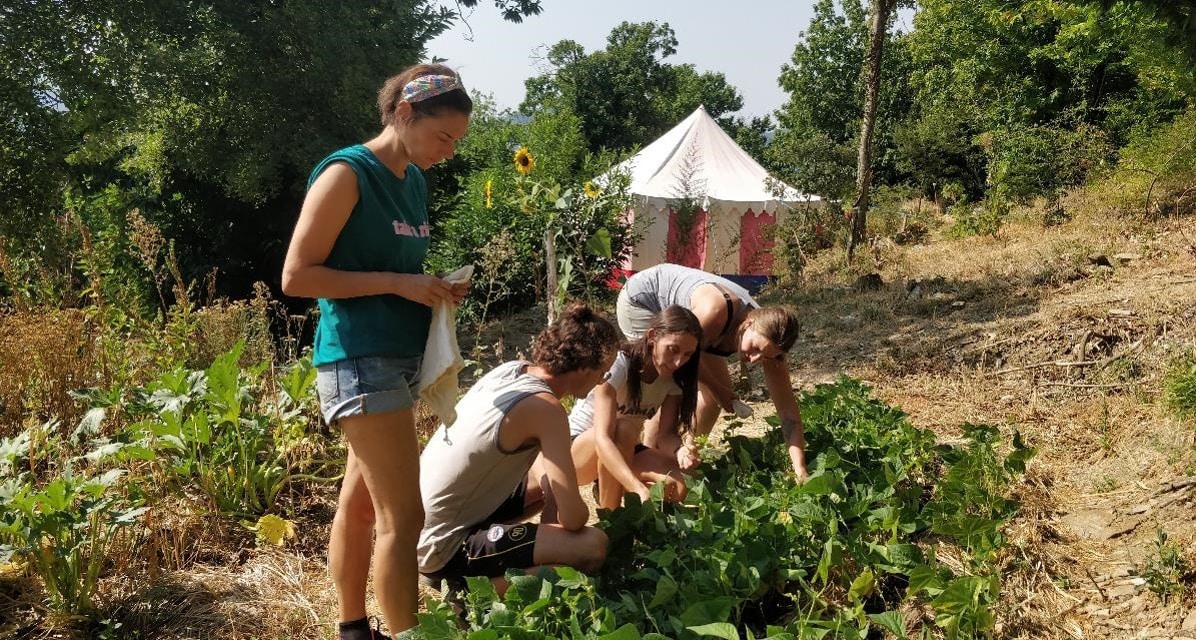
[425, 482, 540, 581]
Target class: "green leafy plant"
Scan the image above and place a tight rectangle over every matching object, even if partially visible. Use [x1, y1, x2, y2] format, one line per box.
[0, 466, 146, 616]
[509, 147, 626, 320]
[82, 342, 317, 519]
[1139, 529, 1190, 603]
[1164, 352, 1196, 421]
[415, 377, 1032, 639]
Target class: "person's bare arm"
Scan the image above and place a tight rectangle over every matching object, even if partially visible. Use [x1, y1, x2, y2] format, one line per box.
[762, 358, 807, 481]
[281, 162, 453, 306]
[591, 383, 649, 501]
[689, 285, 732, 347]
[655, 395, 698, 470]
[502, 394, 590, 530]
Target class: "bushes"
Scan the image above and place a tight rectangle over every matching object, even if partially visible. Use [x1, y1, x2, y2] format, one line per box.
[983, 123, 1112, 206]
[428, 105, 636, 316]
[1091, 109, 1196, 218]
[0, 341, 328, 628]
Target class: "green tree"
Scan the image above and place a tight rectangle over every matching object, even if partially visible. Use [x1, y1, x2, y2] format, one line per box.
[521, 21, 745, 153]
[1079, 0, 1196, 61]
[905, 0, 1195, 203]
[768, 0, 912, 202]
[0, 0, 543, 304]
[729, 115, 773, 164]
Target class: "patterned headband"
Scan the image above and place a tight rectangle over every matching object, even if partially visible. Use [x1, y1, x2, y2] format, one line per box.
[401, 74, 461, 103]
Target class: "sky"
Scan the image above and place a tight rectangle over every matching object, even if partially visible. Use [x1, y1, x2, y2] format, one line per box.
[426, 0, 872, 120]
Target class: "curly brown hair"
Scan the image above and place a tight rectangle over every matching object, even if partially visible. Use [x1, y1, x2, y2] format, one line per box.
[532, 303, 620, 375]
[377, 63, 473, 126]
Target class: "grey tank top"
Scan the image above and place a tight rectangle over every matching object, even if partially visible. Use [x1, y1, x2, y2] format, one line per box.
[417, 360, 554, 573]
[622, 264, 758, 341]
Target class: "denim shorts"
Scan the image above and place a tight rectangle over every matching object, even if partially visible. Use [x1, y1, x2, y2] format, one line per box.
[315, 355, 423, 425]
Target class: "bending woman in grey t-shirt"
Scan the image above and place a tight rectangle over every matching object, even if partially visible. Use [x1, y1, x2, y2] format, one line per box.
[617, 263, 808, 481]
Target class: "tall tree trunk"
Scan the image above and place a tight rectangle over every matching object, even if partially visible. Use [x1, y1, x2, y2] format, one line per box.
[848, 0, 895, 261]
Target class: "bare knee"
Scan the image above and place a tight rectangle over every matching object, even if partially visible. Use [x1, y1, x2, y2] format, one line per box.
[338, 477, 376, 527]
[578, 527, 608, 573]
[374, 502, 424, 543]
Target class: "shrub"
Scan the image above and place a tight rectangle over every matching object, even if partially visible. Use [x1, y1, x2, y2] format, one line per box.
[1091, 109, 1196, 218]
[429, 149, 635, 317]
[949, 198, 1010, 238]
[81, 342, 320, 519]
[984, 122, 1112, 204]
[1164, 352, 1196, 420]
[1139, 529, 1189, 603]
[0, 426, 147, 617]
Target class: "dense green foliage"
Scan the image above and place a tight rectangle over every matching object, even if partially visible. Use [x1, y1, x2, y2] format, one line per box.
[426, 97, 637, 316]
[414, 378, 1034, 639]
[770, 0, 913, 201]
[0, 0, 541, 306]
[767, 0, 1196, 233]
[521, 22, 748, 154]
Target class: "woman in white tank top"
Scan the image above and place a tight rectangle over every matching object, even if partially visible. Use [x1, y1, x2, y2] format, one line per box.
[566, 306, 703, 509]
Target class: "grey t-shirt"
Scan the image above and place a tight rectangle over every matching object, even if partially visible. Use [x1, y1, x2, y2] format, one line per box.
[622, 263, 756, 314]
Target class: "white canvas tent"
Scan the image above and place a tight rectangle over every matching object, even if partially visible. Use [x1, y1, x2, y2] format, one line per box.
[599, 106, 820, 284]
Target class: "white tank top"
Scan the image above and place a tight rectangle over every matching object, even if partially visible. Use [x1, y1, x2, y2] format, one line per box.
[568, 351, 681, 437]
[417, 360, 555, 573]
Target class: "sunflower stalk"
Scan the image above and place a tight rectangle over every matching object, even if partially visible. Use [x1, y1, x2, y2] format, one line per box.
[509, 146, 612, 322]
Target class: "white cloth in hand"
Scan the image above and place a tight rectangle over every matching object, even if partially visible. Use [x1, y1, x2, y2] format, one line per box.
[417, 265, 473, 425]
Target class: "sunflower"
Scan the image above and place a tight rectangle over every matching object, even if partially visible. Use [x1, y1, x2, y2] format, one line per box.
[514, 147, 535, 175]
[484, 178, 493, 209]
[583, 181, 600, 199]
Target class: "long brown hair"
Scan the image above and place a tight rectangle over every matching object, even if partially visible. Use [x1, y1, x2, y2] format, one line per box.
[623, 305, 703, 434]
[741, 306, 800, 354]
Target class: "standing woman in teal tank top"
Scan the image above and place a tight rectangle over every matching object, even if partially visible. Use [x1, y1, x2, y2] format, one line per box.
[282, 64, 471, 640]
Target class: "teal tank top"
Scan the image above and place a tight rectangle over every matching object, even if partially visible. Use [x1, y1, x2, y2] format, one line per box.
[308, 145, 432, 366]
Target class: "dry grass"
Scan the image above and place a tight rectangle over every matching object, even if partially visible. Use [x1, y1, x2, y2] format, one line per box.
[0, 286, 290, 441]
[0, 309, 100, 436]
[774, 206, 1196, 639]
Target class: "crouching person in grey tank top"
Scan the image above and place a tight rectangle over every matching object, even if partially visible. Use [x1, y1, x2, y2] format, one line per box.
[417, 303, 620, 594]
